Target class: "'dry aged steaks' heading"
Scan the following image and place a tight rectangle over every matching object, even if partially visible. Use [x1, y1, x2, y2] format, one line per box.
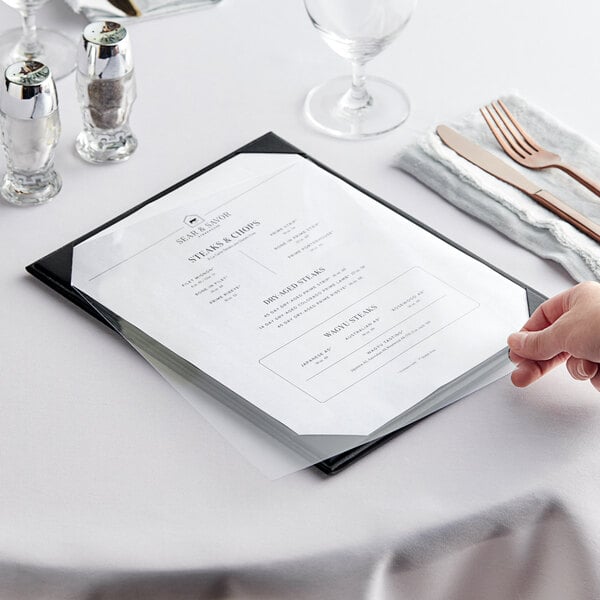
[262, 267, 326, 305]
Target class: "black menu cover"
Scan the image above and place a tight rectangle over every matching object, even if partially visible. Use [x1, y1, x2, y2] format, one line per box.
[26, 132, 545, 474]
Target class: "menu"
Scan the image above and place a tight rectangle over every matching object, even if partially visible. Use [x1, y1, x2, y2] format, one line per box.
[71, 155, 529, 437]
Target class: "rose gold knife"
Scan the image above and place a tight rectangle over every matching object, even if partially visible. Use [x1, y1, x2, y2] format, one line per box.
[436, 125, 600, 244]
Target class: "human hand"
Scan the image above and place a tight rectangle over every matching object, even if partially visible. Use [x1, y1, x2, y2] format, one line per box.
[507, 281, 600, 390]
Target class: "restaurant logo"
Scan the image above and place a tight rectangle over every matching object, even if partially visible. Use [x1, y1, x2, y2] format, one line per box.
[184, 215, 203, 227]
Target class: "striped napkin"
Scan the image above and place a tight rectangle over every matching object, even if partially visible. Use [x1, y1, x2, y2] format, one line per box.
[396, 93, 600, 282]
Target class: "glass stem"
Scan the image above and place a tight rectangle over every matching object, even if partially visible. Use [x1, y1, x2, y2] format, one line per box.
[19, 7, 43, 59]
[339, 61, 373, 114]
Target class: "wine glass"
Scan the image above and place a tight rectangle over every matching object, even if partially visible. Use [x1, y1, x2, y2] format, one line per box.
[0, 0, 77, 80]
[303, 0, 416, 139]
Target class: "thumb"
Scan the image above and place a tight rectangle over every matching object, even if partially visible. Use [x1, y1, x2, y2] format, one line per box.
[507, 324, 566, 361]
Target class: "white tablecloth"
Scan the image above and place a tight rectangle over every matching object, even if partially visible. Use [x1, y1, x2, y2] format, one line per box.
[2, 1, 600, 598]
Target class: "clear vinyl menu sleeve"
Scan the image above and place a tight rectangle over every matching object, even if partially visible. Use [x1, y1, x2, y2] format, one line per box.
[71, 153, 529, 448]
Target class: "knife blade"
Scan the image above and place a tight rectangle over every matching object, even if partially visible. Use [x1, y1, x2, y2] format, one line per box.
[436, 125, 600, 244]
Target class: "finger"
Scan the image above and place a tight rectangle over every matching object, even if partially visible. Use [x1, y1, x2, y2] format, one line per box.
[566, 357, 599, 381]
[517, 290, 571, 333]
[510, 352, 569, 387]
[509, 349, 527, 364]
[507, 319, 569, 361]
[509, 347, 565, 366]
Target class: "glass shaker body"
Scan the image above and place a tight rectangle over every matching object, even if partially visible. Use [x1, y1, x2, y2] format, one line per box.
[75, 22, 137, 163]
[0, 62, 62, 206]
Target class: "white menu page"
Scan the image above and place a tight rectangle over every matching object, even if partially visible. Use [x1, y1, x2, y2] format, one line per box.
[72, 156, 529, 436]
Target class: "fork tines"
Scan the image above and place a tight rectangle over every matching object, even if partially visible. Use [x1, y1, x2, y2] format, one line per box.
[480, 99, 539, 161]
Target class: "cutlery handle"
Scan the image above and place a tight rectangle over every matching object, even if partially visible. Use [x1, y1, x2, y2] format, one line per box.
[531, 189, 600, 244]
[557, 164, 600, 198]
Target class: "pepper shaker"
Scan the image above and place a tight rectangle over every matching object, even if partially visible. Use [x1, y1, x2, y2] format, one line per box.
[0, 61, 61, 206]
[75, 21, 137, 163]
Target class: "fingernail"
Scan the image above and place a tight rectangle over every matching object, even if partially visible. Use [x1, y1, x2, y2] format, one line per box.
[577, 362, 589, 378]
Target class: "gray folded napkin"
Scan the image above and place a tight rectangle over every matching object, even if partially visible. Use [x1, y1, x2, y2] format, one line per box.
[397, 93, 600, 282]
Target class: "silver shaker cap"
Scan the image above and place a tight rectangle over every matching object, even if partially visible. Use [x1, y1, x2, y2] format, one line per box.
[0, 61, 58, 120]
[78, 21, 133, 80]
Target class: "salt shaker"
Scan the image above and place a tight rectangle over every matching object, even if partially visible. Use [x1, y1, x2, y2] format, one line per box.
[0, 61, 61, 206]
[75, 21, 137, 163]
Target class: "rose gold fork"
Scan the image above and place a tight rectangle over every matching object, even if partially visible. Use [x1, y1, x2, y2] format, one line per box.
[480, 99, 600, 198]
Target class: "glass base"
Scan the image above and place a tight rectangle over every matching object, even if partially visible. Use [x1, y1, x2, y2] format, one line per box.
[0, 28, 76, 80]
[304, 75, 410, 139]
[1, 170, 61, 206]
[76, 129, 138, 164]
